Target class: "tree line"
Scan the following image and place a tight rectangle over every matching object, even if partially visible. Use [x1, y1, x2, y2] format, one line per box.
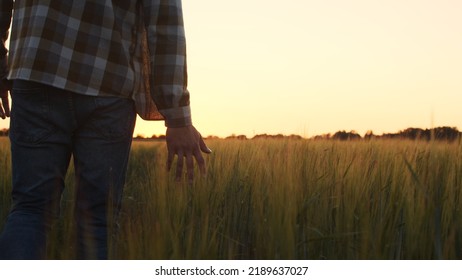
[224, 126, 462, 142]
[325, 126, 461, 142]
[2, 126, 461, 141]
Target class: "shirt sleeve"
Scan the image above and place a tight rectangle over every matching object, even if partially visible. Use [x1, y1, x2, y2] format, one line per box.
[0, 0, 13, 80]
[141, 0, 192, 128]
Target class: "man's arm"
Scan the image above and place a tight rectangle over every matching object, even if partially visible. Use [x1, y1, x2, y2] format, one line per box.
[142, 0, 211, 182]
[0, 0, 13, 119]
[142, 0, 191, 127]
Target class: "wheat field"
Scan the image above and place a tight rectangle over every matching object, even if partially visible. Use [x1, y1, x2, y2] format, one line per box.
[1, 137, 462, 259]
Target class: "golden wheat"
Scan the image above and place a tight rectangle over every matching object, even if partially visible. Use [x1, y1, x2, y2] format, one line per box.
[0, 137, 461, 259]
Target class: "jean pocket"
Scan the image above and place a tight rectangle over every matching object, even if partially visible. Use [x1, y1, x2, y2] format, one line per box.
[89, 97, 136, 141]
[9, 87, 54, 144]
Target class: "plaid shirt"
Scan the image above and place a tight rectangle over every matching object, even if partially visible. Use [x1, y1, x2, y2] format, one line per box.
[0, 0, 192, 127]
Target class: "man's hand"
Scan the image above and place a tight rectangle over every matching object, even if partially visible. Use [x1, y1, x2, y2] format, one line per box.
[0, 79, 11, 119]
[166, 125, 212, 183]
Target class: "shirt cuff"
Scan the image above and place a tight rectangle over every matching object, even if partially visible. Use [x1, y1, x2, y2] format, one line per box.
[159, 105, 192, 128]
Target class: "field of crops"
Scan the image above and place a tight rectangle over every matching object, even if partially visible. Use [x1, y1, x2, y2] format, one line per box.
[1, 137, 462, 259]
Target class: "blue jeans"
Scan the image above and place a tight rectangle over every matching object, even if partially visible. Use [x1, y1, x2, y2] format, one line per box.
[0, 80, 136, 259]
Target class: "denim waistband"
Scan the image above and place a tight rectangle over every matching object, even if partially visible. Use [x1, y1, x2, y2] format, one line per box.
[12, 79, 54, 91]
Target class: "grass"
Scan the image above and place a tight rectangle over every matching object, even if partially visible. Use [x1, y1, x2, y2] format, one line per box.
[1, 137, 462, 259]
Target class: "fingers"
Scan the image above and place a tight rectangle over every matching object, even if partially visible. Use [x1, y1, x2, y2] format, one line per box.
[200, 137, 212, 154]
[173, 149, 204, 183]
[193, 147, 206, 177]
[167, 149, 174, 172]
[168, 146, 208, 183]
[186, 153, 194, 183]
[175, 150, 184, 182]
[165, 126, 211, 183]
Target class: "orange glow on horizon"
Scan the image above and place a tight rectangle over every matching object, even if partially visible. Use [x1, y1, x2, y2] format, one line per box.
[2, 0, 462, 138]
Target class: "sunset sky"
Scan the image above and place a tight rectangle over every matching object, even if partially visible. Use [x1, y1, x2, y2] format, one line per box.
[1, 0, 461, 138]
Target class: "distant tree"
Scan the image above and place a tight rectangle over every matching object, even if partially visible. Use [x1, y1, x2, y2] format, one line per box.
[377, 126, 461, 141]
[288, 134, 303, 140]
[400, 128, 429, 140]
[251, 134, 267, 140]
[332, 130, 361, 141]
[150, 134, 166, 140]
[251, 133, 301, 140]
[312, 133, 331, 140]
[364, 130, 375, 140]
[432, 126, 460, 141]
[381, 132, 399, 140]
[226, 134, 247, 140]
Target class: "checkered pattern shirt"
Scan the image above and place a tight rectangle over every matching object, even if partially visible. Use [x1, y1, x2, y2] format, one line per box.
[0, 0, 192, 127]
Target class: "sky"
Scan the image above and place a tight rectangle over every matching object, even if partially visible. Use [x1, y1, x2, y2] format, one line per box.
[1, 0, 461, 138]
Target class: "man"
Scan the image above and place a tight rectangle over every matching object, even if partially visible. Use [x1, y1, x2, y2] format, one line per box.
[0, 0, 211, 259]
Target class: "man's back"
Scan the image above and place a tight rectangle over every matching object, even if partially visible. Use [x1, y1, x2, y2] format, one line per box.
[3, 0, 192, 127]
[8, 1, 140, 98]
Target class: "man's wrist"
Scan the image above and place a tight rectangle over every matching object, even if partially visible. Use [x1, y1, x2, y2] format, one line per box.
[160, 105, 192, 128]
[165, 116, 193, 128]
